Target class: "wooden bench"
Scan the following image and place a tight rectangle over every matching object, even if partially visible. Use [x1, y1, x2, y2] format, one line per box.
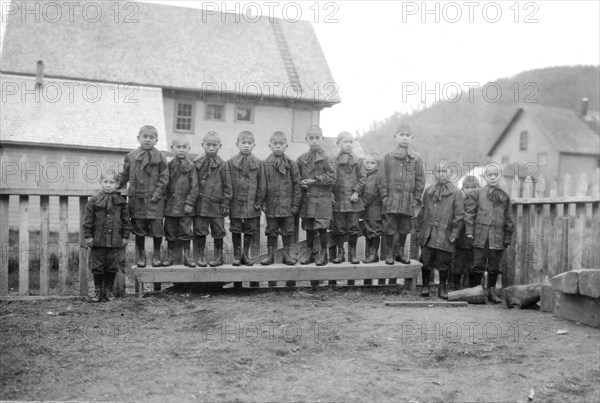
[134, 260, 422, 297]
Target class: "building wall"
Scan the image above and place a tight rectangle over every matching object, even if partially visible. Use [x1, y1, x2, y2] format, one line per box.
[163, 95, 321, 160]
[559, 153, 599, 194]
[489, 114, 560, 182]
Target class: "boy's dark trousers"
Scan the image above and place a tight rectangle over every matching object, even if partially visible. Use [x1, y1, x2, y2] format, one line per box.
[163, 216, 195, 267]
[420, 244, 452, 298]
[454, 246, 474, 288]
[193, 216, 226, 267]
[89, 246, 121, 302]
[230, 217, 259, 267]
[332, 212, 361, 265]
[471, 247, 503, 288]
[383, 213, 411, 264]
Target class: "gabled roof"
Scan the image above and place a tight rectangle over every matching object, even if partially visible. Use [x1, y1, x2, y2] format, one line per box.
[0, 1, 339, 105]
[487, 104, 600, 156]
[0, 74, 168, 151]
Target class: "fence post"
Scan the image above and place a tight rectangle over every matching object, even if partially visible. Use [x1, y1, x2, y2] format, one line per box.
[40, 196, 50, 296]
[79, 196, 88, 296]
[59, 196, 69, 295]
[0, 195, 9, 296]
[18, 196, 30, 296]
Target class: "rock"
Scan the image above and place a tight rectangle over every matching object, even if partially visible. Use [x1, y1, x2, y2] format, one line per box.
[551, 271, 578, 294]
[574, 269, 600, 298]
[504, 284, 541, 309]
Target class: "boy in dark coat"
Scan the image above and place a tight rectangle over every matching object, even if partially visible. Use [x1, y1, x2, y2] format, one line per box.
[379, 123, 425, 265]
[193, 131, 233, 267]
[118, 125, 169, 268]
[362, 153, 384, 265]
[162, 135, 199, 267]
[417, 160, 464, 298]
[227, 131, 263, 266]
[332, 132, 366, 266]
[259, 131, 301, 266]
[465, 165, 514, 303]
[297, 125, 336, 266]
[452, 175, 480, 288]
[83, 169, 131, 302]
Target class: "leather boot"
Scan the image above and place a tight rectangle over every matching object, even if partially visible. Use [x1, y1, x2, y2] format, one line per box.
[332, 239, 345, 264]
[348, 235, 359, 264]
[315, 249, 328, 266]
[135, 236, 146, 268]
[488, 287, 502, 304]
[385, 235, 395, 265]
[91, 274, 104, 302]
[421, 268, 430, 297]
[232, 233, 242, 266]
[152, 238, 162, 267]
[161, 241, 176, 266]
[182, 241, 196, 267]
[241, 234, 254, 266]
[209, 239, 224, 267]
[299, 249, 315, 265]
[470, 272, 483, 288]
[396, 246, 410, 264]
[194, 236, 207, 267]
[103, 272, 116, 302]
[364, 237, 380, 263]
[438, 270, 448, 299]
[261, 237, 276, 265]
[282, 236, 296, 265]
[363, 238, 372, 262]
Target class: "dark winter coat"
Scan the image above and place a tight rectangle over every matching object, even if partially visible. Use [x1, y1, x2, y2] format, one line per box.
[379, 147, 425, 216]
[227, 153, 262, 219]
[83, 191, 131, 247]
[464, 185, 514, 250]
[118, 147, 169, 219]
[165, 157, 199, 217]
[332, 152, 366, 212]
[362, 169, 384, 221]
[194, 154, 232, 217]
[260, 153, 301, 218]
[296, 148, 336, 219]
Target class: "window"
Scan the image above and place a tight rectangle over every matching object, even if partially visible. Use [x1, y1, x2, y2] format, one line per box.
[235, 105, 254, 123]
[519, 131, 528, 151]
[175, 101, 194, 132]
[205, 104, 224, 121]
[501, 155, 509, 164]
[538, 153, 547, 166]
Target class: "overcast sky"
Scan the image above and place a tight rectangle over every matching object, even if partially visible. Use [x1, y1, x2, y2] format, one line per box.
[145, 0, 599, 137]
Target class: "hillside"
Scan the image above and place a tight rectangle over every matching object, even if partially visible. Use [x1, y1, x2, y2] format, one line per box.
[358, 65, 600, 167]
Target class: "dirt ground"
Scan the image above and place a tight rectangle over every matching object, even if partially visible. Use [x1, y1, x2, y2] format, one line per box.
[1, 285, 599, 402]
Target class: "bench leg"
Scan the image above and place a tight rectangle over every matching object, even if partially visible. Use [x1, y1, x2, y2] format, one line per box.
[405, 277, 416, 292]
[138, 282, 143, 298]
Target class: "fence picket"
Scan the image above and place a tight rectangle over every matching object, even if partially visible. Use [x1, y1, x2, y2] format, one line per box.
[18, 196, 29, 296]
[59, 196, 69, 295]
[0, 196, 9, 295]
[40, 196, 50, 296]
[79, 197, 88, 297]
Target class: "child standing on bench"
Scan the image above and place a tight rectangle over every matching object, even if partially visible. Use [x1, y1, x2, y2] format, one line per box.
[297, 125, 336, 266]
[227, 131, 263, 266]
[452, 175, 480, 289]
[464, 164, 514, 303]
[332, 131, 366, 265]
[83, 169, 131, 302]
[259, 131, 301, 266]
[361, 153, 384, 265]
[118, 125, 169, 271]
[379, 123, 424, 265]
[162, 135, 199, 267]
[193, 131, 232, 267]
[417, 159, 464, 299]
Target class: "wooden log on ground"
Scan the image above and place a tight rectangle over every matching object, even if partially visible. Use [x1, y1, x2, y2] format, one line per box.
[574, 269, 600, 298]
[447, 285, 485, 304]
[553, 291, 600, 328]
[552, 270, 579, 294]
[504, 284, 541, 309]
[384, 301, 467, 307]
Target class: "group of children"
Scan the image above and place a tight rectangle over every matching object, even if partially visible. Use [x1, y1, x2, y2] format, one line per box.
[83, 123, 514, 304]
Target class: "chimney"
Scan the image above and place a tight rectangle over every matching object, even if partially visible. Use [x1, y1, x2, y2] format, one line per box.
[36, 60, 44, 88]
[580, 97, 589, 117]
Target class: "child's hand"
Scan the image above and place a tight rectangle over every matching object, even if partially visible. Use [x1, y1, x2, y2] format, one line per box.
[83, 238, 93, 248]
[331, 195, 336, 206]
[300, 179, 316, 188]
[122, 238, 129, 247]
[466, 235, 474, 240]
[221, 207, 229, 217]
[292, 206, 298, 215]
[254, 204, 261, 211]
[151, 195, 161, 203]
[350, 192, 359, 203]
[449, 237, 456, 243]
[411, 199, 421, 207]
[184, 204, 194, 214]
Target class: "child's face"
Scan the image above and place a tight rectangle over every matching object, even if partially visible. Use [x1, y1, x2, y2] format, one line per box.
[365, 157, 377, 173]
[101, 176, 117, 193]
[462, 183, 479, 195]
[237, 137, 255, 156]
[337, 137, 353, 154]
[202, 137, 222, 157]
[394, 131, 413, 148]
[171, 141, 190, 159]
[484, 167, 501, 187]
[269, 138, 288, 156]
[434, 166, 449, 183]
[306, 133, 323, 150]
[138, 130, 158, 151]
